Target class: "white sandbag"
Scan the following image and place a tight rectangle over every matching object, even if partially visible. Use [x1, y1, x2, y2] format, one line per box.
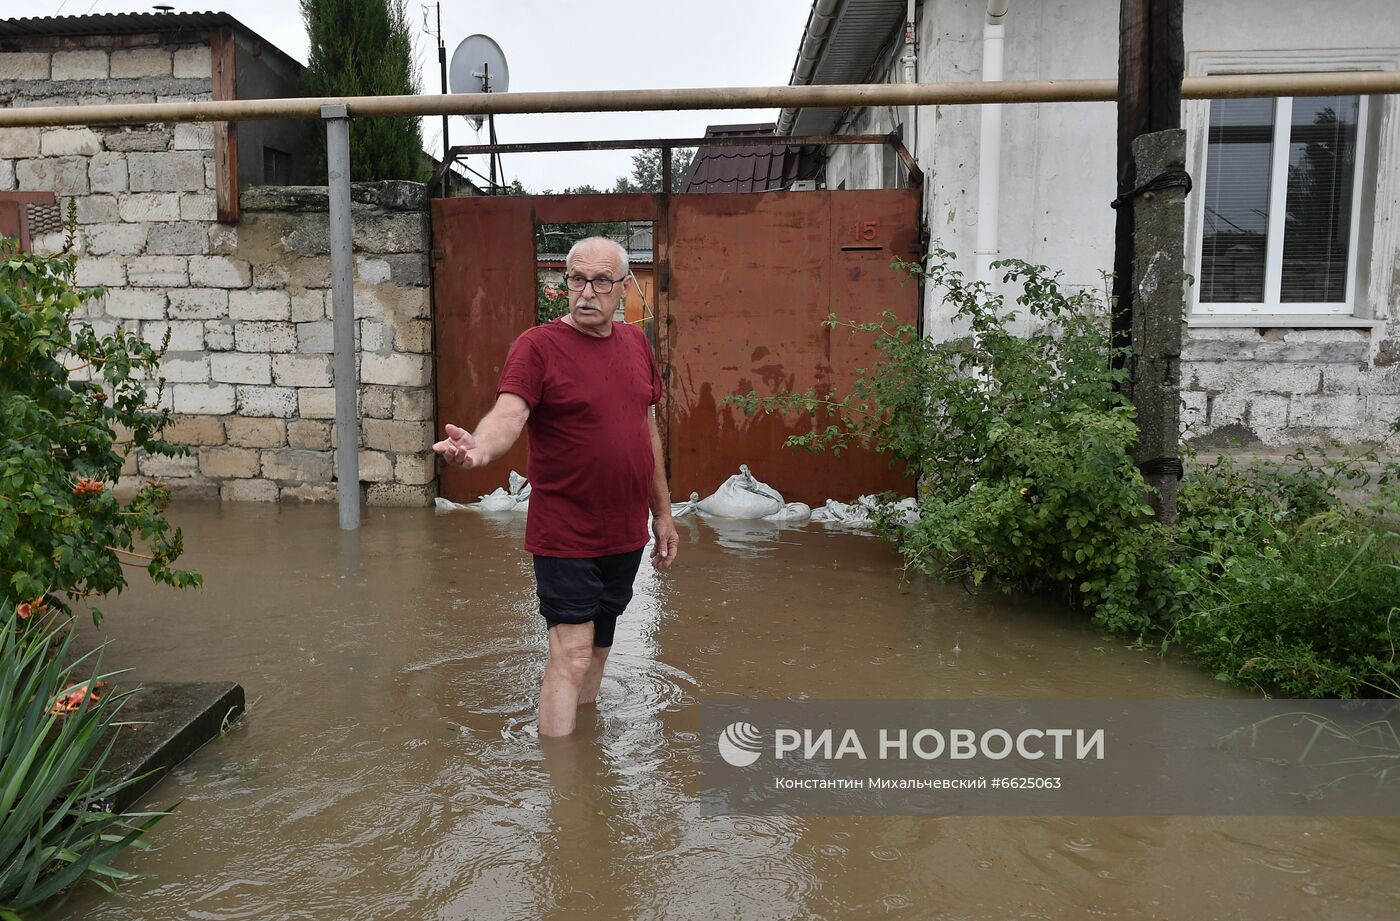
[695, 464, 784, 519]
[810, 499, 870, 526]
[810, 495, 920, 527]
[476, 487, 519, 511]
[858, 495, 920, 525]
[888, 497, 921, 525]
[475, 470, 531, 510]
[762, 502, 812, 523]
[671, 491, 701, 517]
[436, 471, 532, 512]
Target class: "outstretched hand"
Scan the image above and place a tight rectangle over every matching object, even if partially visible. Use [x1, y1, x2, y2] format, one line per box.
[433, 423, 484, 469]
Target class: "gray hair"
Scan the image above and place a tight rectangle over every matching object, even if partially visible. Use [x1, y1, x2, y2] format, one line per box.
[565, 236, 629, 278]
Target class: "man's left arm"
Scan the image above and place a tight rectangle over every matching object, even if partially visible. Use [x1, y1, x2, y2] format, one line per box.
[647, 409, 679, 570]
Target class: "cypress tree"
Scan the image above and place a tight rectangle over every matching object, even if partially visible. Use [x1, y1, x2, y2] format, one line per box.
[300, 0, 427, 182]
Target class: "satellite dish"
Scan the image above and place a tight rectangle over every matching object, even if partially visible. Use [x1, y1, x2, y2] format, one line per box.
[448, 34, 509, 130]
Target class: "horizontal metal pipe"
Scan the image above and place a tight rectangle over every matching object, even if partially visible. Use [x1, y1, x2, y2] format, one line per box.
[443, 133, 895, 156]
[0, 71, 1397, 127]
[430, 132, 923, 191]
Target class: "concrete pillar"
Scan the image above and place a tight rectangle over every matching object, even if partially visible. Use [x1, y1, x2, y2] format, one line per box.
[1129, 128, 1187, 523]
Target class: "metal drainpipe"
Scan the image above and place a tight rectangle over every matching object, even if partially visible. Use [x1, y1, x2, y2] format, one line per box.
[322, 104, 361, 530]
[903, 0, 918, 169]
[974, 0, 1010, 287]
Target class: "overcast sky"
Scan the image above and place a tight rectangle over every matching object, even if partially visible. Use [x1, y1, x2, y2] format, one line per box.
[48, 0, 814, 191]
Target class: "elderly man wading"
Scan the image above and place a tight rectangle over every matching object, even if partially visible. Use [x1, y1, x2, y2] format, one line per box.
[434, 236, 680, 737]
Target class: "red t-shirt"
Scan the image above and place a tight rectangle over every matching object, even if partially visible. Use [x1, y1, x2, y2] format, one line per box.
[496, 318, 661, 557]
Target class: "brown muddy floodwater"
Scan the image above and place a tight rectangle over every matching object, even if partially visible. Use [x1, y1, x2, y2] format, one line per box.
[58, 502, 1399, 921]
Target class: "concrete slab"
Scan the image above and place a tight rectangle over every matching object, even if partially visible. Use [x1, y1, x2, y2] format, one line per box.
[92, 681, 245, 812]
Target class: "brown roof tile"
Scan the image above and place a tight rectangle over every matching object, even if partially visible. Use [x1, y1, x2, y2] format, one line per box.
[681, 123, 822, 194]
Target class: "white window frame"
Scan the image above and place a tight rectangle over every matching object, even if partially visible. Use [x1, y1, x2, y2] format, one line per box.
[1184, 49, 1400, 327]
[1194, 95, 1368, 316]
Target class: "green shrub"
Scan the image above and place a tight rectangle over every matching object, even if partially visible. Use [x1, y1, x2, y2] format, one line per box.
[1, 229, 197, 913]
[0, 230, 200, 626]
[0, 606, 164, 920]
[1168, 448, 1400, 697]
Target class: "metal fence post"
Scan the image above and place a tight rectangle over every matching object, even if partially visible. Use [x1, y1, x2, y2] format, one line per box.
[322, 104, 360, 530]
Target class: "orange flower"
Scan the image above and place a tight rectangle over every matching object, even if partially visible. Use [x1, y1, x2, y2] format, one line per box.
[73, 478, 104, 496]
[16, 602, 31, 621]
[49, 680, 105, 716]
[145, 479, 169, 490]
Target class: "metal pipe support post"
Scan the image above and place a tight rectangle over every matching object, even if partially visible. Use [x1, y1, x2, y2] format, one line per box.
[322, 104, 361, 531]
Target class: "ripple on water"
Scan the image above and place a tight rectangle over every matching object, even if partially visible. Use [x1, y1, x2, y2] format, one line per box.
[729, 816, 805, 850]
[592, 654, 698, 726]
[1250, 854, 1317, 874]
[402, 635, 534, 673]
[744, 866, 817, 904]
[500, 714, 540, 742]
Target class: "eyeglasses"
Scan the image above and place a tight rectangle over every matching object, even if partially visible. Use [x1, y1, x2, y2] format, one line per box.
[564, 274, 626, 294]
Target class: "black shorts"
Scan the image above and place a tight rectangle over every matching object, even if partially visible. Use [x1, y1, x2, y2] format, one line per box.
[533, 548, 645, 648]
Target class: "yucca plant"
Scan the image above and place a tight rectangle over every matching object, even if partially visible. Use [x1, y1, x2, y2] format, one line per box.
[0, 604, 166, 919]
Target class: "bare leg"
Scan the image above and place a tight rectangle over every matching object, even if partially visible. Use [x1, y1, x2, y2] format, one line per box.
[539, 621, 596, 737]
[577, 645, 612, 706]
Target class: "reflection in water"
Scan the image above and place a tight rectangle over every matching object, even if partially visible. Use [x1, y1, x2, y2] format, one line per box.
[57, 503, 1400, 921]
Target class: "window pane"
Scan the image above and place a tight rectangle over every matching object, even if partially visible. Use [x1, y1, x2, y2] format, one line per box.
[1281, 95, 1360, 303]
[1200, 98, 1275, 303]
[263, 147, 291, 186]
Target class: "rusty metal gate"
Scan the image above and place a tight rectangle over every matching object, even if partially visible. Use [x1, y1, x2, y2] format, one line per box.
[431, 188, 921, 506]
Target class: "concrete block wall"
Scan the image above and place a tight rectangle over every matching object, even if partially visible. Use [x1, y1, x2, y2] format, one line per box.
[1, 41, 216, 228]
[1180, 328, 1400, 450]
[2, 43, 438, 506]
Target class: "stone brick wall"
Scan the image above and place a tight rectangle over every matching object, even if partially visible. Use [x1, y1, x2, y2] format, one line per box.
[200, 183, 436, 506]
[2, 41, 438, 506]
[88, 182, 436, 506]
[1181, 327, 1400, 450]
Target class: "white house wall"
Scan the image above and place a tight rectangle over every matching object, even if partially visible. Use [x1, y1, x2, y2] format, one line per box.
[824, 0, 1400, 449]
